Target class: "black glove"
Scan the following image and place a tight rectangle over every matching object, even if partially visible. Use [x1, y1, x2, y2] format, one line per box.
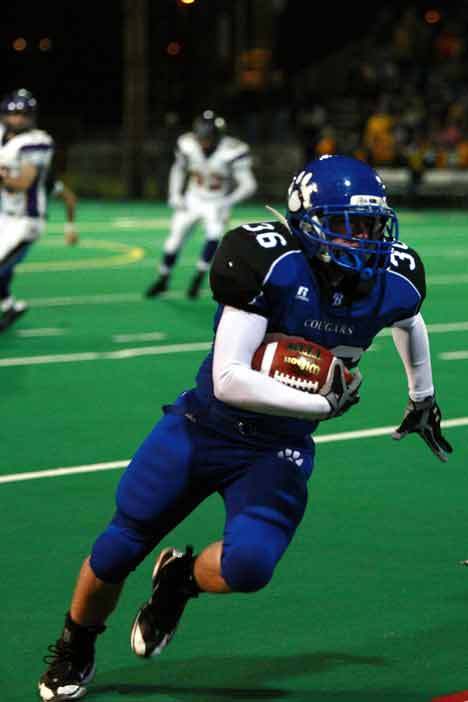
[392, 395, 453, 462]
[320, 359, 362, 419]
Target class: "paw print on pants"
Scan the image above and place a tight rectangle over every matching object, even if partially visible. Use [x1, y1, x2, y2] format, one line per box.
[277, 448, 304, 467]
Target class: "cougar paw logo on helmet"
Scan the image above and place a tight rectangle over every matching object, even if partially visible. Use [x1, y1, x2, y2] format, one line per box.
[251, 333, 353, 394]
[288, 170, 318, 212]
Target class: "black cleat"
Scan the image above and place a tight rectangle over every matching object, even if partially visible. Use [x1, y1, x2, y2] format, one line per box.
[131, 546, 199, 658]
[187, 271, 205, 299]
[0, 301, 28, 332]
[38, 617, 105, 701]
[145, 275, 169, 298]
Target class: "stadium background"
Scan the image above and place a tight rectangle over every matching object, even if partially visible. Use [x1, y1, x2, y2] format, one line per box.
[1, 2, 468, 702]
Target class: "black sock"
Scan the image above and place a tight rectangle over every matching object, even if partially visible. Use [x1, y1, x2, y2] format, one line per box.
[63, 612, 106, 645]
[158, 546, 201, 601]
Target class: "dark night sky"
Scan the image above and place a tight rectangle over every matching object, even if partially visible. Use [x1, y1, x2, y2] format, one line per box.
[2, 1, 123, 129]
[1, 0, 435, 136]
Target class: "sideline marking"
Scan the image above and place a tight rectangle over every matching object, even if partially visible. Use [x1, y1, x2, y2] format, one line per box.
[18, 239, 144, 272]
[1, 418, 466, 485]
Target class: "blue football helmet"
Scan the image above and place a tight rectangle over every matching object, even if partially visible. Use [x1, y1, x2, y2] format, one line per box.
[286, 155, 399, 280]
[0, 88, 38, 115]
[0, 89, 37, 134]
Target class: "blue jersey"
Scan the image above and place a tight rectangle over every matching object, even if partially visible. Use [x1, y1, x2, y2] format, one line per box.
[183, 220, 426, 442]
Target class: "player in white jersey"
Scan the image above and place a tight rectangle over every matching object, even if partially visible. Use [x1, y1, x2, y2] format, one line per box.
[145, 110, 257, 299]
[0, 89, 54, 332]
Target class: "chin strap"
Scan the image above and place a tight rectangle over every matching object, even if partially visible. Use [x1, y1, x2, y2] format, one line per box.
[265, 205, 290, 230]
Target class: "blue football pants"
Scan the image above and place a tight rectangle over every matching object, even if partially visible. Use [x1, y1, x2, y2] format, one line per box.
[90, 409, 314, 592]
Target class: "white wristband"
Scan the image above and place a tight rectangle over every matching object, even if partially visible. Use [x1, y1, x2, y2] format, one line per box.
[64, 222, 76, 235]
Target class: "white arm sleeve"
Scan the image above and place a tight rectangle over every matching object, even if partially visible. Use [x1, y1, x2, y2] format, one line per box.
[168, 155, 186, 204]
[225, 162, 257, 207]
[391, 312, 434, 402]
[212, 306, 331, 419]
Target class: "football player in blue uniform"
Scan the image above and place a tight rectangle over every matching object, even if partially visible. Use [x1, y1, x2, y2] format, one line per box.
[38, 155, 452, 701]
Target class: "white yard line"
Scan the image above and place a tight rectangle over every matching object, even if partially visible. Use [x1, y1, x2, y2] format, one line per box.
[378, 321, 468, 337]
[15, 328, 65, 337]
[29, 289, 210, 308]
[0, 341, 213, 367]
[0, 460, 128, 484]
[428, 273, 468, 285]
[44, 216, 258, 232]
[1, 417, 465, 485]
[439, 351, 468, 360]
[314, 417, 468, 442]
[2, 320, 468, 369]
[112, 331, 167, 343]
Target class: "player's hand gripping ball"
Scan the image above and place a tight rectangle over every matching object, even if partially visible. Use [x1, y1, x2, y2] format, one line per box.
[251, 333, 353, 394]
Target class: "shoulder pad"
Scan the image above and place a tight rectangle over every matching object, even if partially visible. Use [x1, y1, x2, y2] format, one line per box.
[221, 136, 249, 152]
[29, 129, 53, 144]
[13, 129, 53, 147]
[218, 137, 251, 164]
[387, 241, 426, 302]
[210, 221, 299, 310]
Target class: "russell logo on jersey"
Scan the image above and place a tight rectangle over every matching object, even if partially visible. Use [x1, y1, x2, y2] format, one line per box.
[295, 285, 310, 302]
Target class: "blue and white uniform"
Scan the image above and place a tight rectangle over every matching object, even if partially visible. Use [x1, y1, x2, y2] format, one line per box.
[0, 123, 54, 266]
[162, 132, 257, 267]
[90, 217, 430, 593]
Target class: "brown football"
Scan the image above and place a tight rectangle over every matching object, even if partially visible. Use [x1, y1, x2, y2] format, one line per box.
[251, 333, 352, 394]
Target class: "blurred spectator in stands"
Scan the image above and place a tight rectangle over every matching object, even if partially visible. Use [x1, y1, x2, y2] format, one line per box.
[438, 105, 464, 153]
[362, 95, 397, 166]
[314, 126, 337, 158]
[456, 138, 468, 168]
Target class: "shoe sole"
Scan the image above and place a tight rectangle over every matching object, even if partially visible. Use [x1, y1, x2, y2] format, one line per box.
[38, 662, 96, 701]
[130, 548, 183, 658]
